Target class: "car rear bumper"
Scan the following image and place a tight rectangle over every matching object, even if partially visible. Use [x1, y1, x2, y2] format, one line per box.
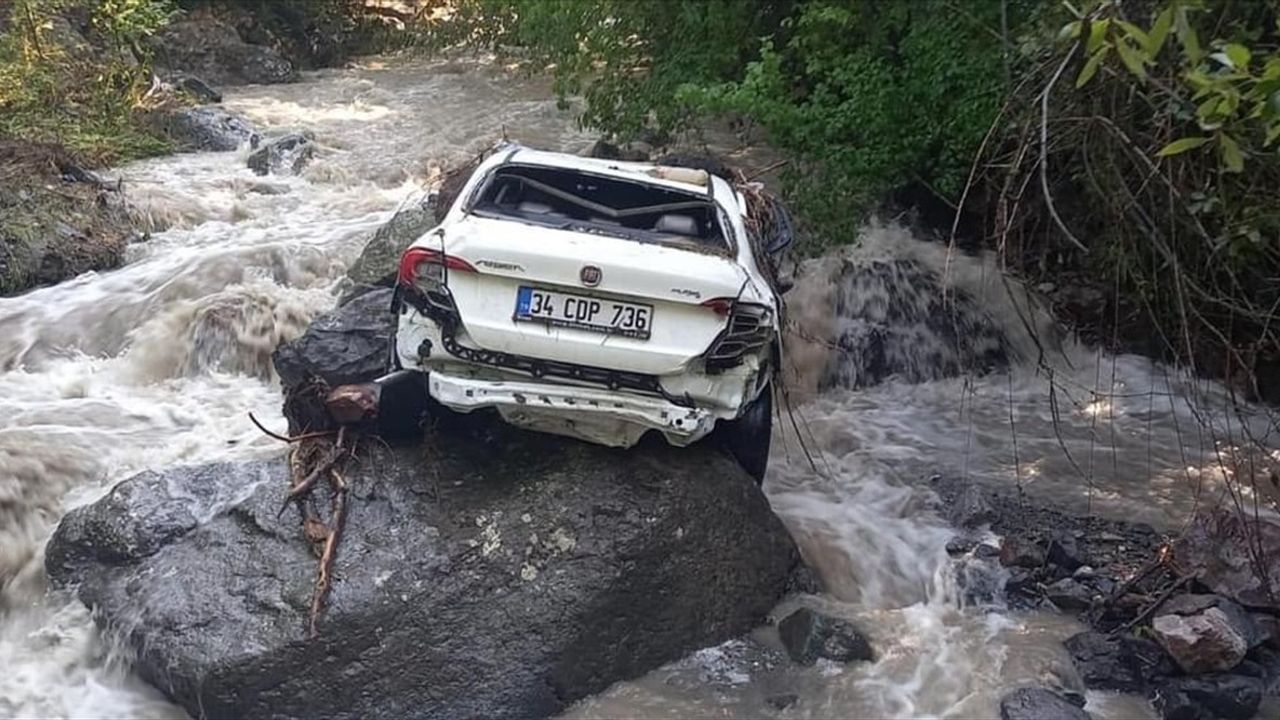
[426, 370, 716, 447]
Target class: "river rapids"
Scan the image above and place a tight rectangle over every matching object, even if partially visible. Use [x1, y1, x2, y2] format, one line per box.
[0, 55, 1274, 719]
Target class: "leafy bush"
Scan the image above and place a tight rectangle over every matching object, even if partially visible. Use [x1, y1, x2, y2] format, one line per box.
[0, 0, 175, 165]
[437, 0, 1015, 250]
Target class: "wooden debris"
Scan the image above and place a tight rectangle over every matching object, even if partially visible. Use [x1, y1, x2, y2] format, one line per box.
[251, 378, 390, 637]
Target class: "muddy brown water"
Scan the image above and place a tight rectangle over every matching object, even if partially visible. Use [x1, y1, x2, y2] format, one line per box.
[0, 55, 1272, 718]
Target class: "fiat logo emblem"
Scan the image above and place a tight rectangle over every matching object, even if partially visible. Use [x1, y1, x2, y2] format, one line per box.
[580, 265, 602, 287]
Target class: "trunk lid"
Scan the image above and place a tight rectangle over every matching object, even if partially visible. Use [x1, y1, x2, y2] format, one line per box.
[438, 216, 749, 375]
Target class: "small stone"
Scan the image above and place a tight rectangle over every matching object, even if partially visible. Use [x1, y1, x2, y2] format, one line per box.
[1072, 565, 1095, 579]
[1000, 536, 1046, 568]
[765, 693, 798, 711]
[946, 536, 977, 556]
[947, 483, 997, 529]
[1046, 532, 1087, 571]
[1045, 578, 1094, 612]
[1152, 608, 1248, 674]
[1152, 674, 1262, 720]
[998, 687, 1091, 720]
[1063, 631, 1145, 693]
[776, 608, 874, 666]
[974, 543, 1000, 560]
[247, 133, 313, 176]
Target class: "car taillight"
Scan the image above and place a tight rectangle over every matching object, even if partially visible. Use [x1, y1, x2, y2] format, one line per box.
[703, 300, 772, 370]
[397, 247, 476, 289]
[700, 297, 736, 316]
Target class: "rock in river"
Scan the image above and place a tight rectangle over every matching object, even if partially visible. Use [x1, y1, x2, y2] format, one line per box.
[999, 687, 1091, 720]
[45, 426, 804, 720]
[149, 16, 296, 86]
[776, 607, 874, 666]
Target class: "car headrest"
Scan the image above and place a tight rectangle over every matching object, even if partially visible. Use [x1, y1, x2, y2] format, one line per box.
[518, 201, 553, 214]
[654, 214, 698, 236]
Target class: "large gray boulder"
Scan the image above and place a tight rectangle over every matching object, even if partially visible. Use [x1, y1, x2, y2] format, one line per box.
[1152, 608, 1248, 675]
[272, 287, 393, 393]
[46, 429, 803, 720]
[150, 106, 261, 152]
[150, 16, 295, 86]
[345, 203, 434, 289]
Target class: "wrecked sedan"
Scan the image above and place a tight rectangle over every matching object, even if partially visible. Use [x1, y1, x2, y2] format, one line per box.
[390, 145, 790, 479]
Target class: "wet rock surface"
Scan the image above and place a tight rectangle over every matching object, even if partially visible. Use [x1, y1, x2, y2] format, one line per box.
[775, 607, 873, 666]
[933, 477, 1280, 718]
[998, 687, 1091, 720]
[150, 16, 296, 86]
[247, 134, 314, 176]
[0, 143, 134, 296]
[150, 105, 261, 152]
[46, 425, 803, 720]
[273, 289, 393, 395]
[345, 202, 434, 290]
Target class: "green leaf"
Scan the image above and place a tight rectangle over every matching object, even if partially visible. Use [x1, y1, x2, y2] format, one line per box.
[1196, 96, 1220, 121]
[1058, 20, 1082, 42]
[1219, 133, 1244, 172]
[1076, 46, 1109, 88]
[1156, 136, 1211, 156]
[1225, 43, 1251, 70]
[1175, 7, 1202, 62]
[1265, 123, 1280, 147]
[1116, 20, 1153, 55]
[1149, 7, 1173, 55]
[1116, 39, 1148, 81]
[1086, 18, 1110, 54]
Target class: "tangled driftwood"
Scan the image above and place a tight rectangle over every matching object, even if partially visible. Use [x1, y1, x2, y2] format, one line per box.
[250, 377, 383, 637]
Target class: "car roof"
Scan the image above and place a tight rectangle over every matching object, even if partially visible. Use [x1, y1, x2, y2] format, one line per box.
[496, 145, 736, 201]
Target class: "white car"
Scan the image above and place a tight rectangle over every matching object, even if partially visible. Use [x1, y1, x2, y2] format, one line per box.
[390, 145, 789, 479]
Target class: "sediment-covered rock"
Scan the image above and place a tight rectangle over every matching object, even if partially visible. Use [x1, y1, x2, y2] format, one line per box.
[0, 143, 134, 295]
[46, 427, 803, 720]
[150, 16, 296, 86]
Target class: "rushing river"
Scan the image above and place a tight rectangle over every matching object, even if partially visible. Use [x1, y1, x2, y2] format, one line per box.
[0, 55, 1272, 719]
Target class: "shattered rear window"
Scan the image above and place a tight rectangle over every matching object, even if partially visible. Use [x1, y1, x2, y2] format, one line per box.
[469, 164, 729, 252]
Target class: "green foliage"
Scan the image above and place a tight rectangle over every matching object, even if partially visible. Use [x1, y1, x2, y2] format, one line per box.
[0, 0, 174, 165]
[442, 0, 1015, 251]
[1070, 0, 1280, 173]
[683, 1, 1014, 246]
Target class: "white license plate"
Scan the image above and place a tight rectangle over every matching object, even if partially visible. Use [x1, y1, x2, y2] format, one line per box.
[514, 286, 652, 340]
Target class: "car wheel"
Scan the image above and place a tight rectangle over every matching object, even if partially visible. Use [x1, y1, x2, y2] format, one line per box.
[716, 382, 772, 485]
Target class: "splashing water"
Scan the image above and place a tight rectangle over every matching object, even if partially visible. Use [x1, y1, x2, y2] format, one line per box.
[0, 55, 1270, 719]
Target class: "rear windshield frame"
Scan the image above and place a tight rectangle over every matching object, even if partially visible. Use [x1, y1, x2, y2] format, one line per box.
[463, 163, 734, 255]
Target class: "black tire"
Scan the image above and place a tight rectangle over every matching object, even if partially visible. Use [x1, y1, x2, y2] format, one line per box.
[715, 383, 773, 484]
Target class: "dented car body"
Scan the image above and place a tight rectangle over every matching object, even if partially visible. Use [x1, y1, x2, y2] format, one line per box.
[391, 145, 787, 476]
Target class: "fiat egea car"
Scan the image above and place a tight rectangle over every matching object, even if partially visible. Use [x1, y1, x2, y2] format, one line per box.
[390, 144, 788, 479]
